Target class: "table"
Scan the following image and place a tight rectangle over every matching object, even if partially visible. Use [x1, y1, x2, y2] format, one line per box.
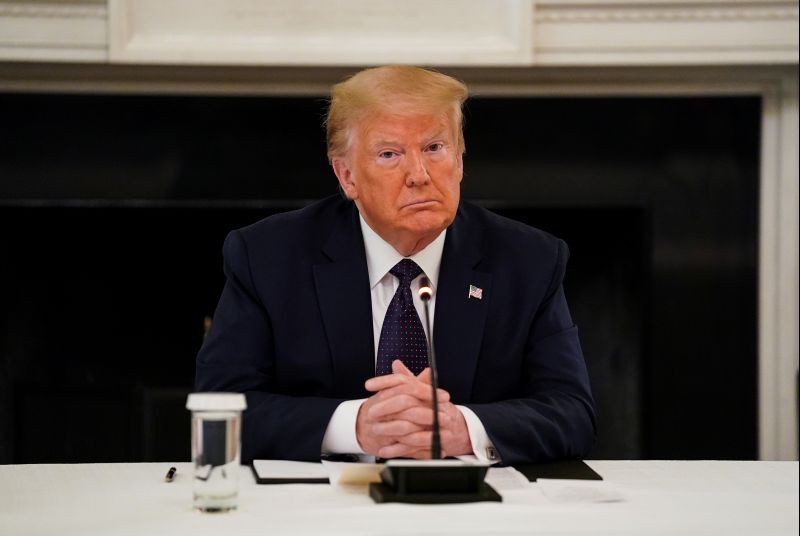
[1, 461, 797, 535]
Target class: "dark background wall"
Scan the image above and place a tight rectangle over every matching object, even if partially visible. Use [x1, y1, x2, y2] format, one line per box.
[0, 94, 759, 463]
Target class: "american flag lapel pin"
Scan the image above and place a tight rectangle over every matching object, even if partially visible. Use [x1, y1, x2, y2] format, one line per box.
[468, 284, 483, 300]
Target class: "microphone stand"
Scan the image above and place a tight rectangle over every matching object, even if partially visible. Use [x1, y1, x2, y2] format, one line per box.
[368, 277, 501, 504]
[419, 278, 441, 460]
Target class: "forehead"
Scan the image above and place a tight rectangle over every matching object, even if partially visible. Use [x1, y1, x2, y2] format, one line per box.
[354, 111, 454, 145]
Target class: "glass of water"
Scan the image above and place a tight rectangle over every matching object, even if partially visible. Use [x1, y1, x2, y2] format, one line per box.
[186, 393, 247, 512]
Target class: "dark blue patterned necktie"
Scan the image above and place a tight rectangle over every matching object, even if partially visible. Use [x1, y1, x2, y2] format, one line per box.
[376, 259, 428, 376]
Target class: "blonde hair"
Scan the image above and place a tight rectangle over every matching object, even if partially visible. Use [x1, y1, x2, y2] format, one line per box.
[325, 65, 468, 161]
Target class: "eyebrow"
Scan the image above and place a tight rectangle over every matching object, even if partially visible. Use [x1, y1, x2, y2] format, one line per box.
[369, 139, 399, 150]
[368, 131, 448, 151]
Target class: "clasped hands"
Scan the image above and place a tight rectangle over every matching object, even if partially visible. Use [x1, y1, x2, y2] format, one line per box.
[355, 359, 472, 459]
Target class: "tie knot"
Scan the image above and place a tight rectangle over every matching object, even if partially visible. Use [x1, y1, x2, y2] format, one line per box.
[390, 259, 423, 286]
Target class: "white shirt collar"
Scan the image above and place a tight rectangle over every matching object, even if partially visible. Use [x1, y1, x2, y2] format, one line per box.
[359, 214, 446, 291]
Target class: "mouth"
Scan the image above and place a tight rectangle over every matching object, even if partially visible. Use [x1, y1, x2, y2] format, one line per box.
[402, 199, 439, 209]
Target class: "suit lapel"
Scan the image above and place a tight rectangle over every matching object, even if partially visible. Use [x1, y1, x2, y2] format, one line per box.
[313, 205, 375, 399]
[434, 206, 492, 403]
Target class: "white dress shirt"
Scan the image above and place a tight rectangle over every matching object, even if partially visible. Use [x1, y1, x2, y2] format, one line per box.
[321, 214, 497, 462]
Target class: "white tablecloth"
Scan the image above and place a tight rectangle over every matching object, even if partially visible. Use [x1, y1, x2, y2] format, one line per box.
[0, 460, 797, 535]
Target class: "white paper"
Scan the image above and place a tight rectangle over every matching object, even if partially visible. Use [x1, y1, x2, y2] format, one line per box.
[484, 466, 532, 491]
[536, 478, 625, 503]
[321, 461, 383, 485]
[252, 459, 328, 479]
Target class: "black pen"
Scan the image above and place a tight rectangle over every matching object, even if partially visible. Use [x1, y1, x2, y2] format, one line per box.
[165, 466, 177, 482]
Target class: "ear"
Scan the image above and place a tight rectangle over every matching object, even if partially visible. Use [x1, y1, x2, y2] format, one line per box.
[456, 152, 464, 183]
[331, 157, 359, 200]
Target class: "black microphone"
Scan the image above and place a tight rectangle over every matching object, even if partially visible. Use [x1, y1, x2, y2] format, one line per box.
[418, 276, 441, 460]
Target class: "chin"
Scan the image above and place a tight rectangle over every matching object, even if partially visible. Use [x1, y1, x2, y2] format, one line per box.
[403, 213, 452, 236]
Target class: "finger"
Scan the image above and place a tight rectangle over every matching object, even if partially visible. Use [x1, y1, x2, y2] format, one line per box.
[388, 407, 453, 427]
[369, 392, 455, 421]
[372, 381, 450, 405]
[393, 430, 436, 448]
[378, 443, 430, 459]
[369, 394, 429, 419]
[356, 399, 404, 455]
[417, 367, 432, 384]
[364, 372, 414, 392]
[371, 419, 427, 436]
[364, 366, 446, 394]
[392, 360, 415, 377]
[363, 428, 400, 448]
[393, 430, 460, 455]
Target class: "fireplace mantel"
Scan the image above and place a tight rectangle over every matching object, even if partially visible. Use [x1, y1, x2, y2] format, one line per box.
[0, 0, 797, 66]
[0, 0, 797, 462]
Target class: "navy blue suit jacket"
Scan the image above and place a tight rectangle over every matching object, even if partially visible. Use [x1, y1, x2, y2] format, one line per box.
[195, 195, 596, 464]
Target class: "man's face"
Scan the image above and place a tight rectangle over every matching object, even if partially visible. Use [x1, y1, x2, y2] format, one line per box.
[332, 110, 463, 254]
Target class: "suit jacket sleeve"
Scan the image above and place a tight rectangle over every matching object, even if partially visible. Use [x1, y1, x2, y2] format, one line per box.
[195, 230, 343, 463]
[465, 239, 597, 465]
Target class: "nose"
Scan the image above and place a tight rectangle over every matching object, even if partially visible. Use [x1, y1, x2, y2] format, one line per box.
[404, 151, 430, 186]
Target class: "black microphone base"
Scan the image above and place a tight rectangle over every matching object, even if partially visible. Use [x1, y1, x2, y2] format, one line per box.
[369, 481, 501, 504]
[369, 460, 502, 504]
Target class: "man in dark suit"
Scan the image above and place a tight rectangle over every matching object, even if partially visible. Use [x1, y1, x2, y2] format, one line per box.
[196, 66, 596, 465]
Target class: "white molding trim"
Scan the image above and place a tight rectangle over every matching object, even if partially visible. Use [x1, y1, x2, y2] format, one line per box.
[0, 1, 107, 62]
[533, 0, 799, 65]
[534, 2, 798, 23]
[107, 0, 532, 66]
[0, 2, 106, 19]
[759, 75, 800, 461]
[1, 0, 797, 66]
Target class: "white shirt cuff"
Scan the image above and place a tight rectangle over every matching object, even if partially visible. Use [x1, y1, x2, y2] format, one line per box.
[456, 405, 501, 463]
[321, 399, 367, 455]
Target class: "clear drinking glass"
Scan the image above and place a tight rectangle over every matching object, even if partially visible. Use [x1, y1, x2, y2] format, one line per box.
[186, 393, 247, 512]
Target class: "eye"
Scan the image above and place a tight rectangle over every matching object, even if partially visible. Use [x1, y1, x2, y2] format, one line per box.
[426, 143, 444, 152]
[378, 150, 396, 159]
